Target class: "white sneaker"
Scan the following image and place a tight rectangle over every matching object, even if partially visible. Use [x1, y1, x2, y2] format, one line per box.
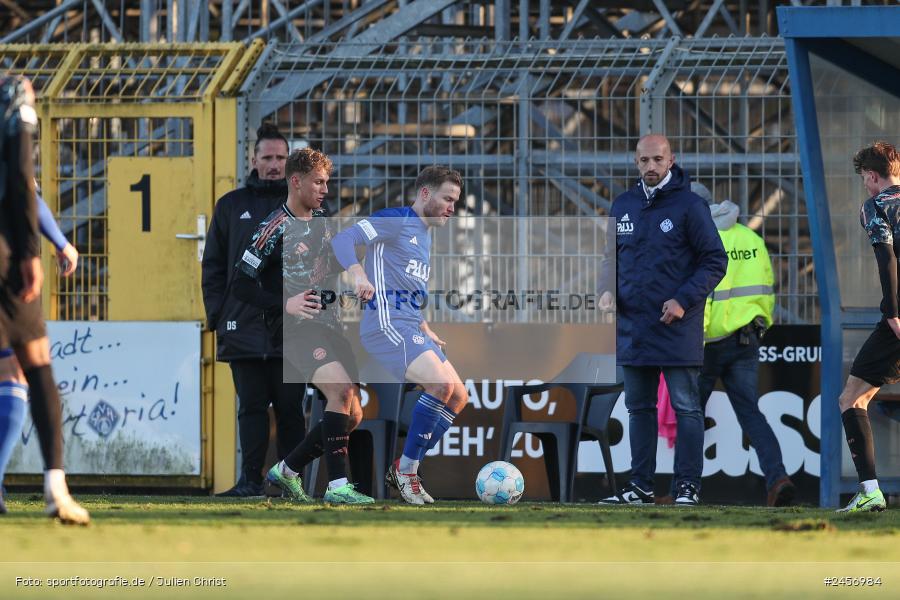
[674, 481, 700, 506]
[598, 482, 655, 505]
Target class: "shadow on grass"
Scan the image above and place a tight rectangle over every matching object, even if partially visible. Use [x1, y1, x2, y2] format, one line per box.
[3, 495, 898, 532]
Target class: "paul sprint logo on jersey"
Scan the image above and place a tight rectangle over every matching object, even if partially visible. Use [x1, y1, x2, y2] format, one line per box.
[616, 213, 634, 235]
[660, 218, 674, 233]
[405, 259, 431, 282]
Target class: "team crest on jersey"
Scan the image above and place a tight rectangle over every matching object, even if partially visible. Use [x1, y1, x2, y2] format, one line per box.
[294, 241, 309, 255]
[412, 334, 425, 345]
[313, 347, 327, 360]
[660, 218, 674, 233]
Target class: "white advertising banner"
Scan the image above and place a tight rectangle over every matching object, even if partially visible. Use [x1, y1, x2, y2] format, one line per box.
[7, 321, 202, 476]
[399, 324, 822, 502]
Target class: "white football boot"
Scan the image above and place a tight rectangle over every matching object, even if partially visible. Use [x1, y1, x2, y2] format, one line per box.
[45, 469, 90, 525]
[386, 460, 434, 504]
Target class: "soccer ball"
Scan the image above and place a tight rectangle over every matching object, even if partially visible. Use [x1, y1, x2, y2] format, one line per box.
[475, 461, 525, 505]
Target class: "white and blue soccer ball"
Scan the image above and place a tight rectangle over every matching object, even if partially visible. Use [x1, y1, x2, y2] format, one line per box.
[475, 461, 525, 505]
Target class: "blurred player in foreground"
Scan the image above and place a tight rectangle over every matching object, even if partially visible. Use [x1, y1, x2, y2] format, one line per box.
[0, 75, 88, 524]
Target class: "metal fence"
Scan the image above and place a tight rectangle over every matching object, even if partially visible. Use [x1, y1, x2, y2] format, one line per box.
[330, 215, 614, 324]
[244, 35, 816, 324]
[0, 42, 256, 320]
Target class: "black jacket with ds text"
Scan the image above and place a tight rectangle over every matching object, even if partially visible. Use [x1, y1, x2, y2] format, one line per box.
[201, 170, 287, 361]
[600, 165, 726, 366]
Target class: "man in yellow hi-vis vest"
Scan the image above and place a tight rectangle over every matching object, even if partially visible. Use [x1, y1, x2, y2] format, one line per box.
[692, 182, 795, 507]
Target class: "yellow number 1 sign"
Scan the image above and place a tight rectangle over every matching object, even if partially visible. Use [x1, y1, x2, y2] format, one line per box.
[107, 157, 205, 321]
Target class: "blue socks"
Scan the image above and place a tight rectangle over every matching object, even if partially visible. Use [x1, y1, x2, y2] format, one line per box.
[399, 393, 444, 473]
[427, 405, 457, 451]
[398, 394, 461, 473]
[0, 381, 29, 482]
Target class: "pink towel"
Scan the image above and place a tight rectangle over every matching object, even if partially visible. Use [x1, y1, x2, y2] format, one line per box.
[657, 374, 677, 448]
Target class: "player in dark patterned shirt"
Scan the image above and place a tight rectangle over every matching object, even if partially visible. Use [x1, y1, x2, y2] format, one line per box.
[835, 142, 900, 513]
[232, 147, 373, 504]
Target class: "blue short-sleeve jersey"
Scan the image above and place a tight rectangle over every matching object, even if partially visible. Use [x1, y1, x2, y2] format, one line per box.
[351, 206, 431, 337]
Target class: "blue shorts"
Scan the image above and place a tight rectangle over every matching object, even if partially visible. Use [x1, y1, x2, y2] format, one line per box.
[361, 323, 447, 382]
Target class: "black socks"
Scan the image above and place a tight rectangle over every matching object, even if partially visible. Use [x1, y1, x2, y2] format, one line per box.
[24, 365, 63, 470]
[282, 411, 350, 482]
[284, 421, 324, 473]
[322, 411, 350, 482]
[842, 408, 877, 482]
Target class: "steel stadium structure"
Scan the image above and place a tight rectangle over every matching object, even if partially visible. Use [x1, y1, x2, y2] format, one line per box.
[0, 2, 887, 502]
[0, 0, 833, 325]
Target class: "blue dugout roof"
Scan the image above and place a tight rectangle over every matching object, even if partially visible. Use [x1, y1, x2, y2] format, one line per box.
[778, 5, 900, 507]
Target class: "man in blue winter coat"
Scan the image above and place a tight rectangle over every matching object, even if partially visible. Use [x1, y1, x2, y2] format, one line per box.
[598, 134, 726, 506]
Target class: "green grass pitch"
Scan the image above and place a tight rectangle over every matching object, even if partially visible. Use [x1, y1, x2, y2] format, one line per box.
[1, 494, 897, 599]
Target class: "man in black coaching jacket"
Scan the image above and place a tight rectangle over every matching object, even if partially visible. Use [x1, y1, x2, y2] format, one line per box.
[202, 123, 306, 497]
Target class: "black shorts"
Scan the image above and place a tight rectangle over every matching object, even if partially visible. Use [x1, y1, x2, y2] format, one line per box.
[0, 287, 47, 349]
[283, 321, 359, 384]
[850, 320, 900, 387]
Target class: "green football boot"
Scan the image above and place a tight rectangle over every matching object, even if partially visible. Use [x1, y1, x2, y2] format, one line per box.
[266, 464, 314, 503]
[323, 482, 375, 505]
[836, 489, 886, 513]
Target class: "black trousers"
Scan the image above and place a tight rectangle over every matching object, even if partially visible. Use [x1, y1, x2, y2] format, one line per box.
[230, 359, 306, 483]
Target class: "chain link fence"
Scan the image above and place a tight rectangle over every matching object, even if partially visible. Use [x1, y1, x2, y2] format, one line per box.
[0, 42, 251, 320]
[245, 36, 816, 325]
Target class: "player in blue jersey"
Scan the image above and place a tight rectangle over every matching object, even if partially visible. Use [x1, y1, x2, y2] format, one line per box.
[331, 166, 468, 505]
